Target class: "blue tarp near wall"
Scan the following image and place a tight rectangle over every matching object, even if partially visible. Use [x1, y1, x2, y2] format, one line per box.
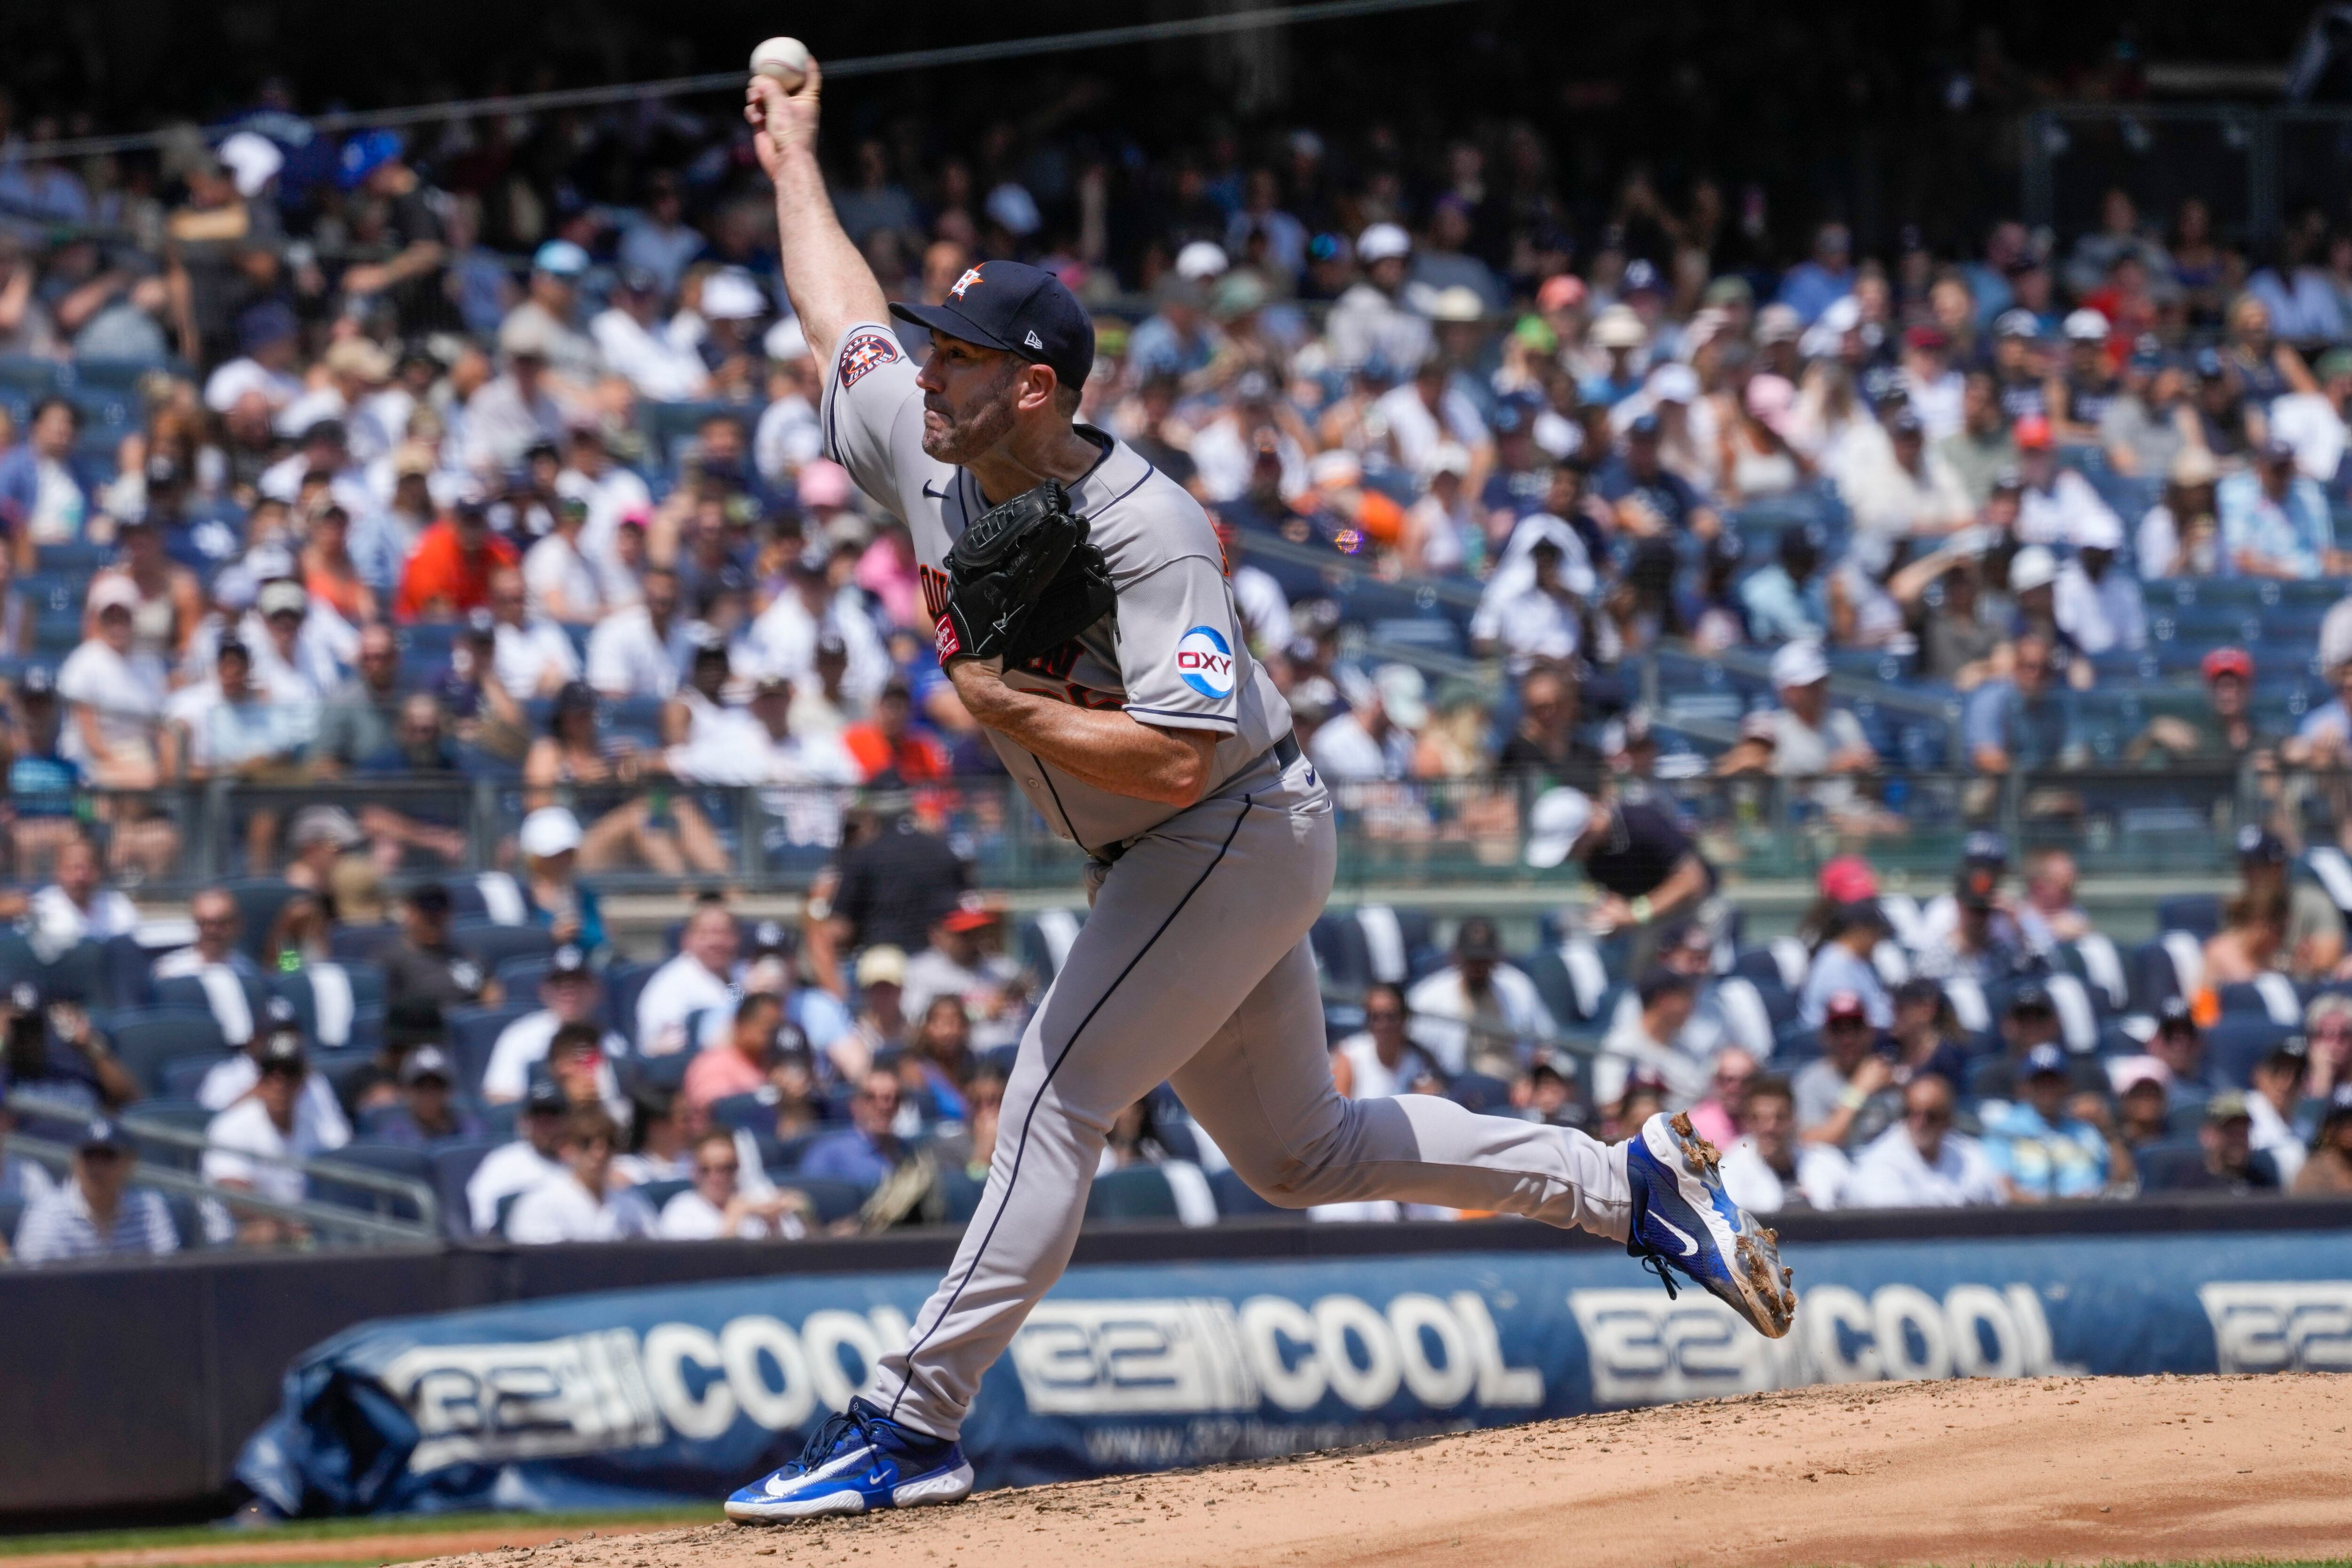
[238, 1229, 2352, 1515]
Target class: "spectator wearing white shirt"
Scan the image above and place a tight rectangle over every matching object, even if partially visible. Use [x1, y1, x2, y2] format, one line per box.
[1308, 663, 1423, 783]
[27, 835, 138, 948]
[1471, 511, 1597, 652]
[2052, 507, 2146, 655]
[465, 316, 568, 473]
[1485, 537, 1583, 677]
[1372, 357, 1492, 478]
[1841, 1076, 2006, 1208]
[755, 347, 823, 490]
[615, 173, 703, 295]
[466, 1079, 571, 1234]
[12, 1118, 177, 1264]
[1595, 968, 1713, 1109]
[556, 427, 654, 587]
[1328, 982, 1443, 1100]
[1325, 222, 1434, 375]
[1842, 406, 1974, 571]
[1717, 1077, 1850, 1213]
[523, 496, 611, 625]
[2012, 416, 2124, 546]
[637, 905, 741, 1057]
[507, 1107, 657, 1243]
[202, 1030, 335, 1245]
[747, 554, 891, 706]
[658, 1129, 810, 1240]
[590, 266, 711, 402]
[1406, 918, 1557, 1079]
[197, 1000, 354, 1151]
[56, 575, 168, 789]
[485, 565, 580, 699]
[586, 567, 695, 698]
[667, 674, 863, 849]
[482, 946, 631, 1106]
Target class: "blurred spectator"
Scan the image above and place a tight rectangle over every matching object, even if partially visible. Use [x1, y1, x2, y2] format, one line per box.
[1329, 981, 1441, 1099]
[2218, 439, 2337, 580]
[2137, 1094, 2283, 1195]
[2202, 890, 2289, 988]
[361, 1045, 484, 1148]
[380, 882, 494, 1051]
[2246, 1041, 2310, 1187]
[1799, 903, 1893, 1029]
[516, 807, 604, 952]
[638, 904, 740, 1056]
[483, 945, 628, 1107]
[1843, 408, 1972, 570]
[1406, 917, 1554, 1079]
[1843, 1075, 2006, 1207]
[1964, 631, 2083, 775]
[799, 1068, 908, 1188]
[1980, 1044, 2123, 1201]
[202, 1029, 329, 1245]
[1683, 1045, 1758, 1150]
[2014, 848, 2090, 954]
[901, 908, 1026, 1057]
[2146, 999, 2226, 1106]
[1596, 969, 1709, 1109]
[12, 1118, 176, 1264]
[1938, 370, 2018, 505]
[2238, 827, 2343, 980]
[0, 397, 93, 546]
[659, 1129, 809, 1240]
[1523, 786, 1714, 940]
[466, 1077, 570, 1233]
[1493, 668, 1603, 792]
[508, 1107, 658, 1243]
[485, 566, 580, 699]
[197, 997, 352, 1149]
[57, 576, 167, 789]
[805, 799, 970, 995]
[1913, 866, 2028, 985]
[2013, 418, 2123, 549]
[681, 991, 789, 1112]
[156, 887, 267, 1040]
[2130, 648, 2273, 768]
[1719, 1076, 1850, 1212]
[394, 497, 517, 623]
[1739, 524, 1826, 643]
[2306, 995, 2352, 1101]
[27, 834, 137, 947]
[2293, 1088, 2352, 1194]
[1793, 991, 1895, 1148]
[307, 624, 405, 776]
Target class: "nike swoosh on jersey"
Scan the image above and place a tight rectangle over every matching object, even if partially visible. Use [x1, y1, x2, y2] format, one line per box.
[1653, 1213, 1700, 1258]
[921, 483, 949, 499]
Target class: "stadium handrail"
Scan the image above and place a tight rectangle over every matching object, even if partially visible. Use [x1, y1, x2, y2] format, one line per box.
[7, 1087, 443, 1241]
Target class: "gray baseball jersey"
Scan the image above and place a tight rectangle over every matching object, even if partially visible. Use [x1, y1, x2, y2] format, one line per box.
[813, 319, 1637, 1447]
[820, 320, 1289, 851]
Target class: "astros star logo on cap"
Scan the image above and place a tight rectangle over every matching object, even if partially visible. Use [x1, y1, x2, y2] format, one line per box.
[950, 265, 984, 300]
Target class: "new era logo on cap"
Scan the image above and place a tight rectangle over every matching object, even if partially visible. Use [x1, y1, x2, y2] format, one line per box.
[1024, 329, 1044, 349]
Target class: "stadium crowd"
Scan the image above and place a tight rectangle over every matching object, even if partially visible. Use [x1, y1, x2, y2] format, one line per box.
[3, 92, 2352, 1259]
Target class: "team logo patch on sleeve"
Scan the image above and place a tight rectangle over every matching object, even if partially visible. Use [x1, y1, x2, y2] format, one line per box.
[1175, 625, 1235, 700]
[837, 330, 902, 387]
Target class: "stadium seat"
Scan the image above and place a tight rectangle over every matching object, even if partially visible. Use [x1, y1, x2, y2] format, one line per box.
[1085, 1165, 1181, 1223]
[220, 879, 300, 960]
[709, 1092, 775, 1134]
[269, 964, 379, 1050]
[2205, 1018, 2296, 1088]
[938, 1167, 986, 1223]
[429, 1140, 502, 1238]
[1208, 1164, 1304, 1221]
[154, 970, 272, 1046]
[0, 934, 106, 1005]
[329, 924, 402, 963]
[776, 1174, 870, 1226]
[158, 1053, 234, 1101]
[632, 1177, 694, 1215]
[445, 1005, 531, 1096]
[103, 1009, 229, 1094]
[122, 1099, 215, 1172]
[451, 919, 553, 973]
[309, 1142, 437, 1223]
[2154, 895, 2224, 941]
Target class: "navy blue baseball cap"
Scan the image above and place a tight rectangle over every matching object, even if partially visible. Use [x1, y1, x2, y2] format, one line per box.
[890, 261, 1096, 394]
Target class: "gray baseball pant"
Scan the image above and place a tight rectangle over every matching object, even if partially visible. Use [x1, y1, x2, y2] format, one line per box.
[867, 756, 1632, 1440]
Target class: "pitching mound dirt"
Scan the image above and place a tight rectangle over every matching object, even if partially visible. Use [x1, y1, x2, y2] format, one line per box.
[404, 1374, 2351, 1568]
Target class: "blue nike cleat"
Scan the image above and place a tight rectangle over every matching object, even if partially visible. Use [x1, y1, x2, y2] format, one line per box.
[724, 1397, 975, 1522]
[1624, 1110, 1797, 1338]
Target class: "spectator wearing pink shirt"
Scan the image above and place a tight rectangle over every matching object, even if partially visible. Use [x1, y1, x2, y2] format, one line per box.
[680, 991, 789, 1113]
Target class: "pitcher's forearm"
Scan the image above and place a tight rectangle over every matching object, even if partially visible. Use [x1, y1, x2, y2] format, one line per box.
[772, 144, 889, 364]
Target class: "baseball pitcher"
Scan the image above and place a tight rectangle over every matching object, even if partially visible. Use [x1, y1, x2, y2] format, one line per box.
[725, 58, 1793, 1523]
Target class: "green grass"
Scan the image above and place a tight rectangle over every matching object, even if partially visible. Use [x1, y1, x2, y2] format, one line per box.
[0, 1505, 716, 1562]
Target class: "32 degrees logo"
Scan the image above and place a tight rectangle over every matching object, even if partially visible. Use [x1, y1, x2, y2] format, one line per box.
[1175, 626, 1235, 700]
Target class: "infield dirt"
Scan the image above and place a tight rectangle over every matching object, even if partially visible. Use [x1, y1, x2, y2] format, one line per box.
[395, 1373, 2347, 1568]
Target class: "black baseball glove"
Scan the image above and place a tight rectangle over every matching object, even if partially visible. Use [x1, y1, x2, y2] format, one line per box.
[937, 480, 1116, 664]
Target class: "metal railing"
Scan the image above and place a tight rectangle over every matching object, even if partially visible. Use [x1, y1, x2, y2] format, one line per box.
[2023, 101, 2352, 252]
[6, 1088, 440, 1245]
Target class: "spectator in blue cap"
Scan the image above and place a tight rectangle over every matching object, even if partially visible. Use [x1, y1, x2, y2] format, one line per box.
[12, 1118, 177, 1264]
[1980, 1043, 2124, 1201]
[497, 239, 602, 388]
[334, 131, 447, 332]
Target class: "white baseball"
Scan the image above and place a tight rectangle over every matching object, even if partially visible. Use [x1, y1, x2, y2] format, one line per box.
[750, 37, 810, 90]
